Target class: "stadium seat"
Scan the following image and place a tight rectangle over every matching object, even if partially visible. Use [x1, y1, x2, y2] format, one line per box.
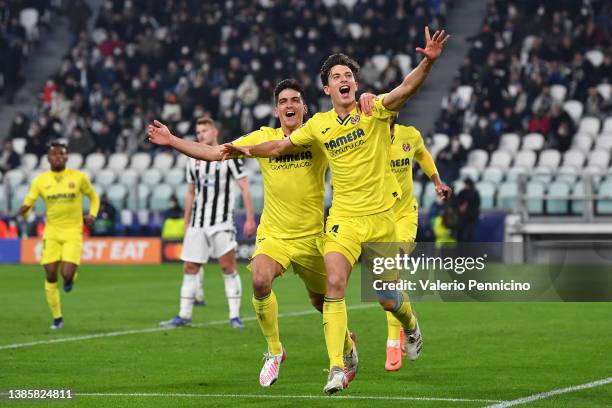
[466, 149, 488, 170]
[67, 153, 83, 169]
[596, 181, 612, 214]
[347, 23, 363, 39]
[220, 89, 237, 109]
[84, 153, 106, 172]
[603, 117, 612, 133]
[499, 133, 520, 153]
[572, 133, 593, 153]
[597, 83, 611, 100]
[563, 100, 584, 124]
[176, 121, 191, 135]
[586, 150, 610, 172]
[5, 169, 25, 188]
[456, 85, 473, 109]
[249, 182, 264, 212]
[481, 167, 504, 184]
[562, 149, 586, 169]
[537, 149, 561, 170]
[526, 181, 546, 214]
[570, 181, 585, 215]
[133, 184, 151, 210]
[546, 181, 571, 214]
[594, 135, 612, 151]
[585, 49, 604, 67]
[10, 184, 29, 212]
[106, 183, 129, 209]
[175, 183, 189, 201]
[175, 154, 189, 169]
[150, 184, 174, 211]
[108, 153, 129, 171]
[164, 168, 185, 186]
[489, 149, 513, 170]
[0, 190, 5, 213]
[505, 167, 527, 182]
[20, 154, 38, 171]
[117, 169, 139, 186]
[458, 133, 473, 150]
[27, 170, 41, 184]
[578, 116, 601, 136]
[550, 84, 567, 104]
[475, 181, 495, 210]
[253, 104, 273, 120]
[19, 8, 39, 41]
[371, 54, 390, 72]
[497, 181, 518, 210]
[421, 183, 437, 209]
[340, 0, 358, 10]
[453, 179, 465, 194]
[530, 169, 553, 185]
[413, 181, 423, 203]
[130, 152, 152, 171]
[91, 183, 104, 198]
[152, 152, 175, 171]
[95, 169, 117, 187]
[513, 150, 537, 170]
[556, 166, 579, 184]
[432, 133, 450, 150]
[141, 168, 163, 187]
[12, 138, 26, 155]
[522, 133, 545, 151]
[394, 54, 412, 77]
[459, 166, 480, 181]
[38, 159, 50, 171]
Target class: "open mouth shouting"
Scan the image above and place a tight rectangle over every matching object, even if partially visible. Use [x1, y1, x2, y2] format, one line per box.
[339, 85, 351, 96]
[285, 110, 296, 118]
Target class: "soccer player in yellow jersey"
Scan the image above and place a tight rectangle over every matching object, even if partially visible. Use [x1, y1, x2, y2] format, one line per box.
[223, 27, 450, 394]
[19, 141, 99, 329]
[383, 115, 451, 371]
[148, 80, 373, 387]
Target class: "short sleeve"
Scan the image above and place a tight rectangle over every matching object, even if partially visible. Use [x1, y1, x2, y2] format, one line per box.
[232, 129, 266, 147]
[289, 119, 315, 147]
[373, 93, 398, 120]
[228, 158, 247, 179]
[23, 177, 40, 207]
[186, 159, 195, 183]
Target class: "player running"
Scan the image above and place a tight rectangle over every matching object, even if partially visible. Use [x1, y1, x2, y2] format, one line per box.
[19, 141, 99, 329]
[148, 80, 373, 387]
[222, 27, 450, 394]
[159, 117, 256, 329]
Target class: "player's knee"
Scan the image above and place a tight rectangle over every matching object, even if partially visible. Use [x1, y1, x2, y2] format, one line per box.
[326, 273, 346, 293]
[184, 262, 200, 274]
[251, 271, 272, 296]
[219, 260, 235, 275]
[378, 297, 397, 311]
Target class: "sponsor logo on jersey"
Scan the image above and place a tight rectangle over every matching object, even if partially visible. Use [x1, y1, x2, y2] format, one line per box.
[402, 143, 411, 152]
[68, 182, 76, 189]
[324, 128, 366, 151]
[268, 150, 313, 170]
[390, 158, 411, 167]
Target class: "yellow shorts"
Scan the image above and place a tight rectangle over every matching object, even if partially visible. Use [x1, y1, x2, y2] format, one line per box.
[251, 233, 326, 295]
[41, 236, 83, 266]
[324, 209, 397, 266]
[395, 211, 419, 243]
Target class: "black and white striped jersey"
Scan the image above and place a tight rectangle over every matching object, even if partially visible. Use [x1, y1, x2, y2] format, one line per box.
[186, 158, 246, 233]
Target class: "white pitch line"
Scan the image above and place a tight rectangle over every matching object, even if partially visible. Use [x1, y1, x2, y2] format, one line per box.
[484, 377, 612, 408]
[72, 392, 503, 403]
[0, 303, 377, 351]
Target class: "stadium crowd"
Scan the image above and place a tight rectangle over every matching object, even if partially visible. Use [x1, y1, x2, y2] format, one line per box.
[434, 0, 611, 182]
[6, 0, 449, 157]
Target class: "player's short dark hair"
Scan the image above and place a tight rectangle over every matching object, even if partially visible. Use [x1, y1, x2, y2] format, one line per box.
[196, 116, 216, 128]
[273, 79, 305, 105]
[320, 53, 360, 87]
[47, 140, 67, 152]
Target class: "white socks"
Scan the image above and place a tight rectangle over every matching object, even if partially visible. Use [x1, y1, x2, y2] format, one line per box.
[179, 274, 197, 319]
[223, 271, 242, 319]
[195, 267, 205, 302]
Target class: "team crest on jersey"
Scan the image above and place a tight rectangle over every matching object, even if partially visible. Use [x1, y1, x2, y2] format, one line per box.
[402, 143, 411, 152]
[350, 114, 361, 125]
[68, 182, 75, 189]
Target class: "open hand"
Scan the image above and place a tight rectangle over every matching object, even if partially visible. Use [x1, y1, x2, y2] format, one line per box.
[435, 182, 452, 202]
[147, 120, 172, 145]
[416, 27, 450, 62]
[221, 143, 252, 160]
[357, 92, 377, 116]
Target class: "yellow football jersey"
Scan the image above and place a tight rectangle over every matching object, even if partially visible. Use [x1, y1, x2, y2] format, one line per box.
[390, 124, 425, 216]
[23, 168, 99, 238]
[290, 94, 401, 217]
[233, 127, 327, 238]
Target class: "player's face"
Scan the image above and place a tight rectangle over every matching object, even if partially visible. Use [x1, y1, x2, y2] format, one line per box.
[324, 65, 358, 107]
[48, 146, 67, 171]
[275, 88, 307, 131]
[196, 123, 218, 146]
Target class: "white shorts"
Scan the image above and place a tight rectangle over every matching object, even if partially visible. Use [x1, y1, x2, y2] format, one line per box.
[180, 228, 237, 264]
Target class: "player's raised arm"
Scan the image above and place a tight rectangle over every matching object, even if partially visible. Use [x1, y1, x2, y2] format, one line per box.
[383, 27, 450, 112]
[221, 138, 296, 159]
[414, 143, 452, 202]
[148, 120, 223, 161]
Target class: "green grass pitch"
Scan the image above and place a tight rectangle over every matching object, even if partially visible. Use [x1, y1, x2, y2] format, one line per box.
[0, 264, 610, 407]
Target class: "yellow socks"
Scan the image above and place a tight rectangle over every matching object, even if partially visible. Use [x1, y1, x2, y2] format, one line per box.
[252, 291, 282, 355]
[44, 280, 62, 319]
[323, 297, 347, 369]
[391, 291, 416, 331]
[386, 311, 402, 341]
[343, 329, 353, 356]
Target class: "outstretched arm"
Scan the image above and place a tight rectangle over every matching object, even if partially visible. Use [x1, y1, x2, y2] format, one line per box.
[383, 27, 450, 112]
[148, 120, 223, 161]
[221, 138, 295, 159]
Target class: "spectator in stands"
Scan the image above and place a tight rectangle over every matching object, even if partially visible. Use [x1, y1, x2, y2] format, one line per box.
[9, 113, 30, 139]
[456, 178, 480, 242]
[548, 105, 575, 152]
[0, 140, 21, 173]
[92, 194, 117, 236]
[67, 126, 95, 156]
[65, 0, 91, 43]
